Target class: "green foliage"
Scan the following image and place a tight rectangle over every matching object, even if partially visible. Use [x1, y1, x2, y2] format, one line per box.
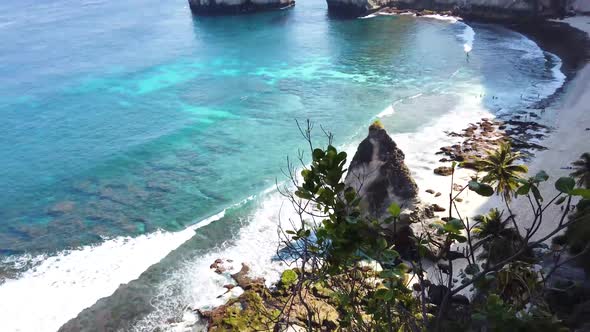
[473, 208, 504, 239]
[274, 132, 585, 332]
[564, 198, 590, 271]
[469, 180, 495, 197]
[370, 119, 384, 129]
[213, 291, 278, 332]
[571, 152, 590, 188]
[290, 142, 422, 330]
[555, 176, 576, 194]
[475, 142, 528, 202]
[280, 269, 298, 288]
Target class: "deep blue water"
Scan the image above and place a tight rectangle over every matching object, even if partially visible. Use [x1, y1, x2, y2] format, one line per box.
[0, 0, 565, 330]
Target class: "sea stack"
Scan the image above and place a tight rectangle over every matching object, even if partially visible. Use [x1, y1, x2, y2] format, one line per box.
[188, 0, 294, 15]
[345, 122, 418, 219]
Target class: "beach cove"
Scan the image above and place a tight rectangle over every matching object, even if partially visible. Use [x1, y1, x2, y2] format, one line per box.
[0, 0, 587, 330]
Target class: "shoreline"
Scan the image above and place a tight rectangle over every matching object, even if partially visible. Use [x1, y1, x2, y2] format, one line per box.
[474, 15, 590, 241]
[406, 15, 590, 225]
[425, 15, 590, 240]
[3, 11, 588, 332]
[170, 15, 590, 331]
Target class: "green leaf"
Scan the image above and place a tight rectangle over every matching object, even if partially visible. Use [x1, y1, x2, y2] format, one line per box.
[534, 170, 549, 182]
[382, 249, 400, 261]
[376, 237, 388, 250]
[388, 202, 401, 218]
[571, 188, 590, 199]
[469, 181, 494, 197]
[444, 218, 464, 234]
[374, 288, 395, 301]
[344, 188, 356, 202]
[379, 268, 404, 279]
[450, 234, 467, 243]
[531, 185, 543, 202]
[555, 196, 566, 205]
[294, 190, 312, 200]
[555, 177, 575, 194]
[280, 270, 298, 287]
[465, 263, 480, 275]
[374, 287, 390, 299]
[312, 148, 325, 161]
[516, 183, 531, 196]
[472, 313, 486, 321]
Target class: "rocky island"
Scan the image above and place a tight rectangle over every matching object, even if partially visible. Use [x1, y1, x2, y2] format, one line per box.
[188, 0, 295, 14]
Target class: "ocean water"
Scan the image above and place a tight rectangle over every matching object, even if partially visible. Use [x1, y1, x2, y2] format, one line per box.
[0, 0, 565, 330]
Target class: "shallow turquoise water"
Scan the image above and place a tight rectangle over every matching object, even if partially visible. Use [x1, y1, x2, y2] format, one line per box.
[0, 0, 568, 330]
[0, 0, 560, 256]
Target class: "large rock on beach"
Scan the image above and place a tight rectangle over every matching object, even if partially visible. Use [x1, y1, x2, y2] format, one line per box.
[345, 122, 418, 219]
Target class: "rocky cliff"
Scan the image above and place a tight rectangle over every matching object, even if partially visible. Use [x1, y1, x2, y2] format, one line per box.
[327, 0, 572, 20]
[188, 0, 294, 15]
[345, 122, 419, 219]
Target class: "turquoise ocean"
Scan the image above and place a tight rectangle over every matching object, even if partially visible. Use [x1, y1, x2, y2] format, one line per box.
[0, 0, 565, 330]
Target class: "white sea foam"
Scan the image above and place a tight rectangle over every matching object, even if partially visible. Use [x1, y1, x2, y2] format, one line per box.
[422, 14, 460, 23]
[0, 210, 228, 332]
[459, 23, 475, 53]
[376, 93, 423, 119]
[134, 28, 564, 331]
[0, 17, 568, 332]
[135, 81, 497, 331]
[360, 13, 378, 19]
[377, 104, 396, 118]
[131, 187, 300, 331]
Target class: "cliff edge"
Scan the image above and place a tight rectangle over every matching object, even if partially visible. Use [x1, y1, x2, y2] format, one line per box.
[327, 0, 573, 20]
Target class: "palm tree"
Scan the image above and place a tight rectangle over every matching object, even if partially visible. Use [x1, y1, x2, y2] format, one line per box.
[571, 152, 590, 189]
[473, 208, 504, 239]
[475, 142, 528, 202]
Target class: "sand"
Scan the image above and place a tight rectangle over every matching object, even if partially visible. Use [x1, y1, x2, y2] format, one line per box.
[475, 16, 590, 242]
[415, 15, 590, 244]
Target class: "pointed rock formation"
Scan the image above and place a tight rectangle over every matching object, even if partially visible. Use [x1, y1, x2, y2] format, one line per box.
[345, 122, 418, 219]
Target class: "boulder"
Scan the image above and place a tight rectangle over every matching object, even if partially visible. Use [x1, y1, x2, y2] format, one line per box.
[434, 166, 453, 176]
[431, 204, 446, 212]
[345, 123, 418, 220]
[231, 263, 265, 290]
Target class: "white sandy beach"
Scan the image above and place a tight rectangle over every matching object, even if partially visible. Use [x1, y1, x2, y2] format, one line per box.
[416, 15, 590, 243]
[485, 16, 590, 241]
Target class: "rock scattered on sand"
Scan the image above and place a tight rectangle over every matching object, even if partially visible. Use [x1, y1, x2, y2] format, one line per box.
[431, 204, 446, 212]
[434, 166, 453, 176]
[426, 189, 435, 194]
[435, 192, 441, 197]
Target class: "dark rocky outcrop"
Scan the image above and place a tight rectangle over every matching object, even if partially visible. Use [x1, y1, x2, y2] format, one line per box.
[345, 123, 418, 219]
[188, 0, 294, 15]
[326, 0, 573, 21]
